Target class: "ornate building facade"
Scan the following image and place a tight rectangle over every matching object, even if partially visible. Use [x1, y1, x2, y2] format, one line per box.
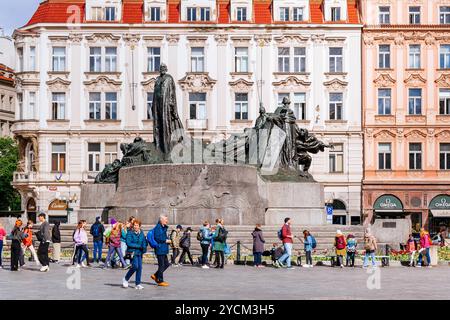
[361, 0, 450, 234]
[0, 32, 15, 137]
[12, 0, 362, 224]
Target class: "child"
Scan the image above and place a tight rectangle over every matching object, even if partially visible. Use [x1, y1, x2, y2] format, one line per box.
[179, 227, 194, 265]
[406, 234, 416, 267]
[270, 243, 284, 264]
[346, 234, 357, 268]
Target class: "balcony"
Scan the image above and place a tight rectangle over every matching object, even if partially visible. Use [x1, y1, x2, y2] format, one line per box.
[186, 119, 208, 130]
[11, 120, 39, 133]
[13, 171, 38, 184]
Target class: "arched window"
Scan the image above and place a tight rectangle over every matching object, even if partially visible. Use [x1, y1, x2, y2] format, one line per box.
[332, 199, 346, 211]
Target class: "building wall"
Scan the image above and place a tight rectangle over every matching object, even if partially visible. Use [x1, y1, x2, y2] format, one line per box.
[0, 34, 15, 137]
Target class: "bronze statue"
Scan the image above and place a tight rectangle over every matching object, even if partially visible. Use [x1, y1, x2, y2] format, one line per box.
[94, 159, 122, 184]
[152, 64, 184, 158]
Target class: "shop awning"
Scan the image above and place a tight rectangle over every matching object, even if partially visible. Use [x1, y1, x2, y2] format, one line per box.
[374, 195, 403, 212]
[430, 210, 450, 218]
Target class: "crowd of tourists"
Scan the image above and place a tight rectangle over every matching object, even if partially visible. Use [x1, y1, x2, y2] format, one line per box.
[0, 214, 446, 289]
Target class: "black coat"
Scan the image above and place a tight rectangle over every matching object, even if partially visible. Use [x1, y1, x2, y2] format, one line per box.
[52, 222, 61, 243]
[180, 231, 191, 249]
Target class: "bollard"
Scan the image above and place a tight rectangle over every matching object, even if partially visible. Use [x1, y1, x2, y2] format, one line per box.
[236, 241, 241, 264]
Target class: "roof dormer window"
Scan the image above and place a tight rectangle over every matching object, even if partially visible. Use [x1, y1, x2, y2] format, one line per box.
[144, 0, 167, 22]
[181, 0, 216, 22]
[324, 0, 347, 22]
[86, 0, 121, 22]
[231, 0, 252, 22]
[273, 0, 309, 22]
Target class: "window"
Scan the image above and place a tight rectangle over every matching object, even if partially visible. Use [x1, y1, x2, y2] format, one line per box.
[378, 143, 392, 170]
[17, 93, 23, 120]
[329, 93, 343, 120]
[293, 93, 306, 120]
[89, 47, 102, 72]
[409, 6, 420, 24]
[440, 45, 450, 69]
[105, 143, 118, 165]
[278, 47, 290, 72]
[51, 143, 66, 172]
[89, 93, 101, 120]
[329, 47, 343, 73]
[29, 46, 36, 71]
[440, 6, 450, 24]
[408, 89, 422, 115]
[147, 47, 161, 72]
[29, 92, 36, 119]
[439, 89, 450, 115]
[91, 6, 117, 21]
[329, 143, 344, 173]
[378, 45, 391, 69]
[293, 7, 304, 21]
[440, 143, 450, 170]
[91, 7, 103, 20]
[236, 7, 247, 21]
[187, 7, 196, 21]
[105, 7, 116, 21]
[105, 92, 117, 120]
[147, 92, 154, 120]
[293, 47, 306, 72]
[17, 47, 23, 72]
[409, 45, 420, 69]
[409, 143, 422, 170]
[189, 93, 206, 120]
[88, 143, 101, 172]
[378, 89, 391, 115]
[52, 47, 66, 72]
[51, 93, 65, 120]
[191, 47, 205, 72]
[279, 7, 289, 21]
[105, 47, 117, 72]
[331, 7, 341, 21]
[200, 7, 210, 21]
[234, 93, 248, 120]
[150, 7, 161, 21]
[379, 6, 390, 24]
[235, 47, 248, 73]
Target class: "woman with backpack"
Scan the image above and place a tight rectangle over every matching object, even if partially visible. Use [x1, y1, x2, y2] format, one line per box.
[252, 224, 265, 267]
[105, 223, 129, 269]
[302, 230, 314, 268]
[212, 218, 227, 269]
[345, 234, 357, 268]
[21, 220, 40, 266]
[334, 230, 347, 268]
[198, 222, 212, 269]
[179, 227, 194, 265]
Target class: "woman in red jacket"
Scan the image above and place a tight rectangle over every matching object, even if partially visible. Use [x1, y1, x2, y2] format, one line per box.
[22, 221, 40, 266]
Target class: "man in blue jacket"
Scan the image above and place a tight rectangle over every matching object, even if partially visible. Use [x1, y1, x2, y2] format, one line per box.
[151, 215, 171, 287]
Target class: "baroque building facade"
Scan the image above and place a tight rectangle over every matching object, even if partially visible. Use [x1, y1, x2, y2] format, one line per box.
[0, 32, 15, 137]
[361, 0, 450, 234]
[12, 0, 362, 224]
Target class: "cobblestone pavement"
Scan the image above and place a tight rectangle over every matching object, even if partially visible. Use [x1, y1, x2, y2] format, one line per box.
[0, 262, 449, 300]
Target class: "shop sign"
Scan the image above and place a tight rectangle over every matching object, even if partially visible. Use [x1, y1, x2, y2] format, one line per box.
[429, 195, 450, 210]
[48, 199, 68, 211]
[374, 195, 403, 211]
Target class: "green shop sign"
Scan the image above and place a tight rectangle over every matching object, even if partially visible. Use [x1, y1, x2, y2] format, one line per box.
[374, 195, 403, 211]
[429, 195, 450, 210]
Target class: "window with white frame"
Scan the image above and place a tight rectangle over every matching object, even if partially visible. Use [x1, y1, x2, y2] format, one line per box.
[52, 47, 66, 72]
[378, 45, 391, 69]
[90, 6, 117, 21]
[189, 93, 207, 120]
[29, 46, 36, 71]
[105, 7, 116, 21]
[234, 93, 248, 120]
[51, 93, 65, 120]
[89, 47, 117, 72]
[378, 88, 391, 115]
[379, 6, 390, 24]
[440, 143, 450, 170]
[89, 47, 102, 72]
[191, 47, 205, 72]
[150, 7, 161, 21]
[88, 92, 118, 120]
[236, 7, 247, 21]
[105, 92, 117, 120]
[200, 7, 211, 21]
[409, 45, 420, 69]
[378, 143, 392, 170]
[147, 92, 154, 120]
[293, 93, 306, 120]
[187, 7, 197, 21]
[329, 143, 344, 173]
[440, 6, 450, 24]
[186, 7, 211, 21]
[147, 47, 161, 72]
[105, 47, 117, 72]
[408, 88, 422, 115]
[330, 7, 341, 21]
[29, 92, 36, 120]
[409, 6, 420, 24]
[294, 47, 306, 72]
[89, 92, 101, 120]
[279, 7, 289, 21]
[293, 7, 304, 21]
[17, 47, 23, 72]
[329, 47, 343, 73]
[440, 45, 450, 69]
[439, 89, 450, 115]
[88, 143, 101, 172]
[17, 93, 23, 120]
[235, 47, 249, 72]
[91, 7, 103, 20]
[278, 47, 290, 72]
[51, 143, 66, 172]
[329, 93, 343, 120]
[409, 143, 422, 170]
[105, 143, 118, 165]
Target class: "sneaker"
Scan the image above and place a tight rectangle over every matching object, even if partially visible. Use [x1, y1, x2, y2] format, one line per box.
[340, 265, 344, 268]
[286, 266, 295, 270]
[135, 284, 144, 290]
[81, 262, 87, 267]
[122, 278, 129, 288]
[309, 264, 314, 268]
[158, 281, 169, 287]
[40, 266, 49, 272]
[76, 264, 81, 268]
[201, 265, 209, 269]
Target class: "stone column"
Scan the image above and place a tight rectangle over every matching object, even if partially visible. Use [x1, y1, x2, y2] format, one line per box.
[215, 34, 229, 131]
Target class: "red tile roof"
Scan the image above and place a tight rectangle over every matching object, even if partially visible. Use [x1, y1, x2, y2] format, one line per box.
[24, 0, 360, 27]
[0, 64, 15, 84]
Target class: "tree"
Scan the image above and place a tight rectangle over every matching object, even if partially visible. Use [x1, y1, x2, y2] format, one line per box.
[0, 137, 21, 211]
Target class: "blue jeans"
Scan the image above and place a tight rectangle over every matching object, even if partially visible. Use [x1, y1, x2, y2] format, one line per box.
[253, 252, 262, 266]
[93, 241, 103, 262]
[418, 248, 431, 266]
[121, 241, 130, 265]
[125, 255, 143, 285]
[105, 245, 126, 267]
[363, 251, 377, 267]
[0, 240, 3, 266]
[278, 243, 293, 267]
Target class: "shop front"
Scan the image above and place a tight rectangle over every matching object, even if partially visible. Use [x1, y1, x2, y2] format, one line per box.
[428, 195, 450, 238]
[47, 199, 68, 224]
[373, 195, 404, 221]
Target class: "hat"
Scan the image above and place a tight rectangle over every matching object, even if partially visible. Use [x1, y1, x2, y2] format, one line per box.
[336, 230, 343, 235]
[96, 216, 101, 221]
[176, 224, 183, 230]
[110, 218, 117, 225]
[186, 227, 193, 232]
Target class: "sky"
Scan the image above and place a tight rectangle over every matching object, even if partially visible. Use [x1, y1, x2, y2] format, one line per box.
[0, 0, 41, 36]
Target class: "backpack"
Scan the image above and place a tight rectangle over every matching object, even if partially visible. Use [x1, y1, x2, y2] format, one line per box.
[347, 238, 357, 252]
[336, 236, 346, 250]
[364, 237, 372, 250]
[310, 235, 317, 249]
[197, 230, 204, 242]
[92, 223, 101, 238]
[215, 227, 228, 242]
[277, 228, 283, 241]
[146, 228, 159, 249]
